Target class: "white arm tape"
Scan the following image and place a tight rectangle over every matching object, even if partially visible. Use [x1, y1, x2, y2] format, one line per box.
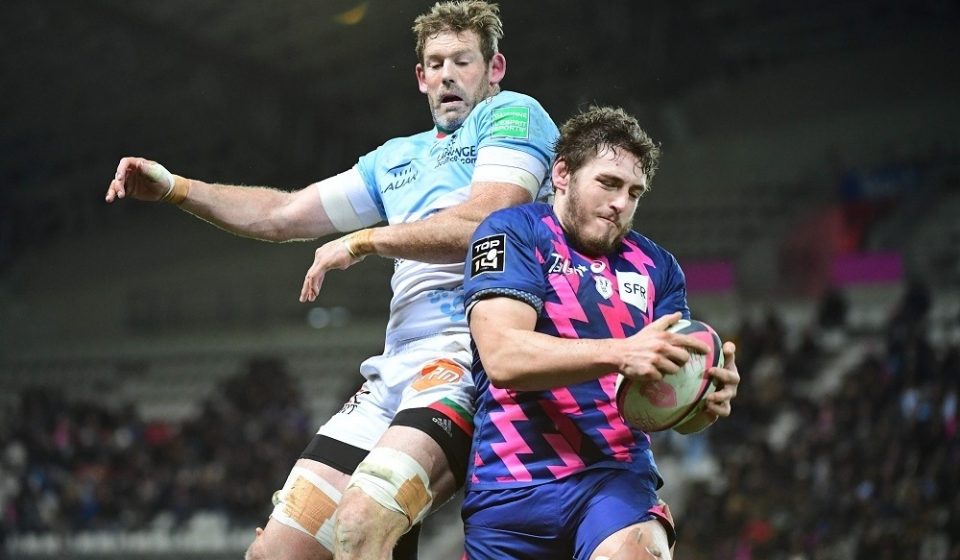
[315, 168, 383, 232]
[473, 146, 548, 200]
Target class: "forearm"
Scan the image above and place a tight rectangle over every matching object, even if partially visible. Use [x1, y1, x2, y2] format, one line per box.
[474, 318, 624, 391]
[177, 179, 331, 242]
[362, 181, 529, 263]
[366, 211, 477, 263]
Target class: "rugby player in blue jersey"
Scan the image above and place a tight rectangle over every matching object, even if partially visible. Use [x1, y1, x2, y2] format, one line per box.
[105, 2, 558, 559]
[463, 106, 741, 559]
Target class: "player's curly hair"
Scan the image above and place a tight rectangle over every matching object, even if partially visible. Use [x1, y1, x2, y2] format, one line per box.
[555, 106, 661, 194]
[413, 1, 503, 64]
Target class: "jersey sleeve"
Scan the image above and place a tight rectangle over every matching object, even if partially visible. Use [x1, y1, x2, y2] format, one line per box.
[352, 145, 390, 221]
[464, 208, 546, 315]
[474, 93, 558, 177]
[652, 250, 691, 320]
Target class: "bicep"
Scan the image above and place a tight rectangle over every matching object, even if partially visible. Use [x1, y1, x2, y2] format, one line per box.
[281, 168, 383, 239]
[469, 297, 538, 352]
[461, 181, 535, 219]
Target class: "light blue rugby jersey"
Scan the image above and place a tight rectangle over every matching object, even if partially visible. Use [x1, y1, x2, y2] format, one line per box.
[349, 90, 558, 349]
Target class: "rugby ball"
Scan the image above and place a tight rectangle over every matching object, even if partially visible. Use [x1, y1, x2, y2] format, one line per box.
[615, 319, 723, 433]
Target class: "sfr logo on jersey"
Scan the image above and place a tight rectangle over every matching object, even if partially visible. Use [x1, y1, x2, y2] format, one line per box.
[412, 359, 466, 391]
[470, 234, 506, 277]
[616, 271, 649, 311]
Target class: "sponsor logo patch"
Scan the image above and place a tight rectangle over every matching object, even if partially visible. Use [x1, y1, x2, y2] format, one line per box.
[470, 234, 506, 277]
[491, 107, 530, 139]
[616, 271, 649, 311]
[339, 387, 371, 414]
[412, 358, 466, 391]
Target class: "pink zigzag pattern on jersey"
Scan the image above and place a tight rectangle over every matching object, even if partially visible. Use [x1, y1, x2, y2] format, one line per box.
[594, 255, 635, 337]
[489, 387, 534, 483]
[620, 238, 658, 322]
[595, 373, 635, 459]
[540, 389, 587, 478]
[588, 256, 640, 455]
[542, 216, 587, 336]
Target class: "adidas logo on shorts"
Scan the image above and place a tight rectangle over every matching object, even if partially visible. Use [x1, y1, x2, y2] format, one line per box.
[432, 417, 453, 437]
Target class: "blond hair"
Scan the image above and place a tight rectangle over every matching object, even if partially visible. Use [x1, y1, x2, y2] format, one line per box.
[412, 1, 503, 63]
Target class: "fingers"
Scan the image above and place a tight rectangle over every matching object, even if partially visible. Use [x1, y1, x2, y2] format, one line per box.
[106, 157, 132, 202]
[645, 311, 682, 332]
[300, 263, 327, 303]
[106, 157, 147, 202]
[668, 332, 710, 355]
[705, 342, 740, 417]
[722, 341, 737, 371]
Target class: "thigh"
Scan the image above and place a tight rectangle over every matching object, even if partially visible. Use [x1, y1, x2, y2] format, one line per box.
[572, 469, 669, 560]
[256, 458, 352, 560]
[462, 485, 565, 560]
[394, 333, 475, 416]
[317, 368, 396, 452]
[386, 333, 476, 501]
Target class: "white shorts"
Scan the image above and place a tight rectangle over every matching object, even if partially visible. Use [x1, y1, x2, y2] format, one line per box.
[317, 332, 475, 451]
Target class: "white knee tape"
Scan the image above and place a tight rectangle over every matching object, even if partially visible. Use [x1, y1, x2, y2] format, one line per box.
[347, 447, 434, 526]
[270, 466, 342, 552]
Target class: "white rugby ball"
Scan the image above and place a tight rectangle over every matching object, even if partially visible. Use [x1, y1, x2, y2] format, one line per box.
[615, 319, 723, 433]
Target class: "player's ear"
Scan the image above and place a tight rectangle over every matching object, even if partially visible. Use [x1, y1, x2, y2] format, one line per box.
[488, 53, 506, 85]
[552, 158, 570, 194]
[416, 63, 428, 94]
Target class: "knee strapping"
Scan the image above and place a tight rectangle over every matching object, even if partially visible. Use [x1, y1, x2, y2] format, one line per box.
[347, 448, 434, 527]
[269, 466, 342, 552]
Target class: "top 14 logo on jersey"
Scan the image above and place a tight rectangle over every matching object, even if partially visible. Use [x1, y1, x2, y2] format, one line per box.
[470, 234, 506, 277]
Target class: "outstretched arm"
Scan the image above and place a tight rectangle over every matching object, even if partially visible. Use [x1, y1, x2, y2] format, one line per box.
[105, 157, 341, 242]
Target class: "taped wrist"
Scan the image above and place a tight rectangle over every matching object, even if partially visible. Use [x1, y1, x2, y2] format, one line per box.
[161, 175, 191, 205]
[343, 228, 376, 259]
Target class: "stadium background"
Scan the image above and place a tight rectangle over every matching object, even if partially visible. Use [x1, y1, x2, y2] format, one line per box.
[1, 0, 958, 558]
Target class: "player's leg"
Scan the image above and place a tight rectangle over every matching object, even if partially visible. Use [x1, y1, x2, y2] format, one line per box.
[572, 469, 676, 560]
[462, 484, 565, 559]
[245, 457, 349, 560]
[249, 373, 418, 560]
[334, 424, 464, 559]
[334, 339, 475, 560]
[591, 521, 671, 560]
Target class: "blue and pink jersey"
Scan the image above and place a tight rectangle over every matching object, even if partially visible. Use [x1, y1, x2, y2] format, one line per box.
[462, 203, 689, 490]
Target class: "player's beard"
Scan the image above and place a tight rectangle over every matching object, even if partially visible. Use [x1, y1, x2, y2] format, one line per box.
[428, 80, 495, 132]
[563, 185, 631, 257]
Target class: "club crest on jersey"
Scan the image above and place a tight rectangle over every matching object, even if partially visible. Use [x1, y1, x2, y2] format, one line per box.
[595, 276, 614, 299]
[470, 234, 506, 277]
[616, 271, 649, 311]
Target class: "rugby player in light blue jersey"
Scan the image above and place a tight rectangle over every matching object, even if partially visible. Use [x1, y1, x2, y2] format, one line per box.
[463, 107, 741, 560]
[105, 3, 558, 559]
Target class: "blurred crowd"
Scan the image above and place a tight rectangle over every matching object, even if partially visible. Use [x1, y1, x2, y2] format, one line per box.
[1, 285, 958, 559]
[0, 358, 312, 543]
[678, 281, 960, 560]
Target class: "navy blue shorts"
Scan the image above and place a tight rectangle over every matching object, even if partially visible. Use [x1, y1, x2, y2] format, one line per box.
[462, 468, 674, 560]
